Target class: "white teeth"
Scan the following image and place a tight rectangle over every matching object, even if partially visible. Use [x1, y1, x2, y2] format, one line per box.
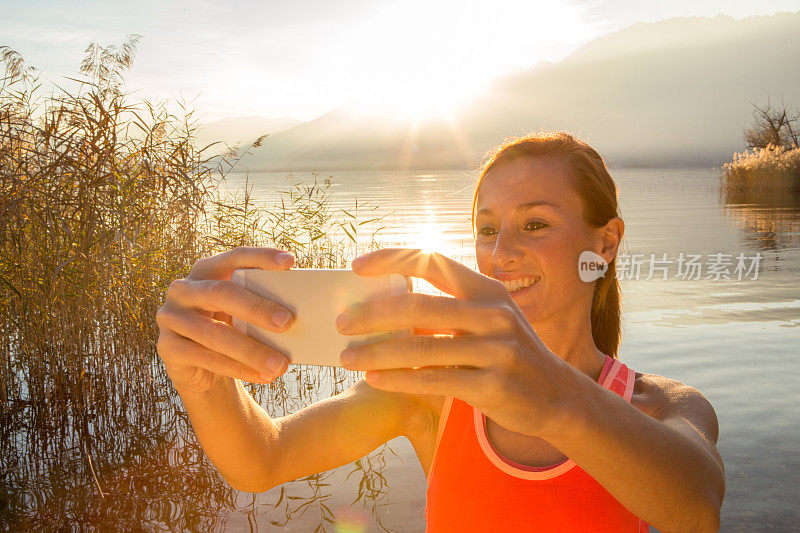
[501, 276, 539, 292]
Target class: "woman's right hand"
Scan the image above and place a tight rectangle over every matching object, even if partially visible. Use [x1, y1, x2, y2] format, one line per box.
[156, 247, 296, 395]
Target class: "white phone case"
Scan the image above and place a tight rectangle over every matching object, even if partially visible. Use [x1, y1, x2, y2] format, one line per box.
[232, 268, 412, 367]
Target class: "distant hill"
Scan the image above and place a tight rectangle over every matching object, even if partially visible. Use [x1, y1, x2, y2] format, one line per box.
[195, 116, 303, 153]
[228, 11, 800, 171]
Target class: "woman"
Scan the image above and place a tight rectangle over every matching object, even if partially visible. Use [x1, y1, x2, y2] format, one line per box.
[156, 132, 725, 532]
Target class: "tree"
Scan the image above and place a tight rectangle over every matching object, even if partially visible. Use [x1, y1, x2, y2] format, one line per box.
[743, 97, 799, 150]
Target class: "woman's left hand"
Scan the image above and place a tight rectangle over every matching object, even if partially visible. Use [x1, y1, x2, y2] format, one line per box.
[337, 248, 577, 438]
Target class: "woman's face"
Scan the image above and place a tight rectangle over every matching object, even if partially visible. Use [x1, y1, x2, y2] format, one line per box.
[474, 156, 602, 324]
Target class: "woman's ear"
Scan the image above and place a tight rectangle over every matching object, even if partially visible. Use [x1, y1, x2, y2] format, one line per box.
[599, 216, 624, 264]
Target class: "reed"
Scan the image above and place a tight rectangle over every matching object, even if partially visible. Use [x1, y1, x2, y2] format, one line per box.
[720, 144, 800, 193]
[1, 37, 395, 531]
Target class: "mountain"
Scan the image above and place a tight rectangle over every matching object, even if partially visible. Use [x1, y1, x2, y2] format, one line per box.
[231, 11, 800, 171]
[195, 116, 303, 153]
[465, 12, 800, 167]
[222, 106, 473, 169]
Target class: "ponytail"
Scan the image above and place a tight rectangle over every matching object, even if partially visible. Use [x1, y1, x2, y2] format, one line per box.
[591, 258, 621, 357]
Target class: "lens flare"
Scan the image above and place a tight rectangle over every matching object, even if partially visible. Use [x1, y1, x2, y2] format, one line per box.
[334, 506, 370, 533]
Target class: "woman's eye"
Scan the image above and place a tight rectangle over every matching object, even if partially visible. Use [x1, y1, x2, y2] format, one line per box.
[525, 221, 547, 230]
[478, 222, 546, 236]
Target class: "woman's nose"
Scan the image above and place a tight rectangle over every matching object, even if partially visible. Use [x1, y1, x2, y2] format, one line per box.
[492, 229, 523, 268]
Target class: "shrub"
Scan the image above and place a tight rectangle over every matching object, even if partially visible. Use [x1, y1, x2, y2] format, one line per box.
[721, 145, 800, 193]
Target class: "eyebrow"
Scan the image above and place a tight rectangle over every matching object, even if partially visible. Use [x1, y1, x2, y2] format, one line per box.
[476, 201, 559, 216]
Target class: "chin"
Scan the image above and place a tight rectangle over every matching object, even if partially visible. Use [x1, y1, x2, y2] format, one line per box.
[510, 289, 558, 324]
[514, 301, 545, 323]
[506, 285, 542, 318]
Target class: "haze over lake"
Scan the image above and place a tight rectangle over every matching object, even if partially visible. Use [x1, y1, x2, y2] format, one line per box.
[212, 12, 800, 172]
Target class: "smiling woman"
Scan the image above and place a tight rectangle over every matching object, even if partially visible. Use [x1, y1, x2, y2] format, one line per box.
[156, 131, 725, 533]
[471, 133, 625, 357]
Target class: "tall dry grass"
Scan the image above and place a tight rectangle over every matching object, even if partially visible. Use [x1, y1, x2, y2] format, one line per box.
[1, 37, 396, 531]
[720, 144, 800, 193]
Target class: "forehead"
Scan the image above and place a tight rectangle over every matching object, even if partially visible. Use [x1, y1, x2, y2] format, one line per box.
[476, 156, 581, 214]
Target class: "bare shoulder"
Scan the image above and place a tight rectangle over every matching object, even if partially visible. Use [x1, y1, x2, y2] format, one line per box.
[631, 371, 720, 444]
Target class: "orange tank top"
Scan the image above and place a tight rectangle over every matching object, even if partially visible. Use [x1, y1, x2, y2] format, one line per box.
[425, 355, 650, 532]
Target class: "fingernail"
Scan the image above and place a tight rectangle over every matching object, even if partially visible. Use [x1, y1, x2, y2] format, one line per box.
[340, 349, 356, 366]
[352, 256, 365, 270]
[336, 313, 350, 330]
[365, 371, 380, 385]
[266, 354, 285, 374]
[276, 252, 293, 265]
[272, 310, 291, 328]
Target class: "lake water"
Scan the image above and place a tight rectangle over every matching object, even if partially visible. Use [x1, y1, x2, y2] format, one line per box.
[214, 168, 800, 532]
[7, 167, 797, 532]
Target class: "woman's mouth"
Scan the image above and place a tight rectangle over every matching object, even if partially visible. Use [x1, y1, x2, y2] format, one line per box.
[500, 276, 541, 293]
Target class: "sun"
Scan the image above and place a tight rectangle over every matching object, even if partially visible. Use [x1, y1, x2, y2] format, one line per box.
[413, 225, 450, 254]
[334, 0, 596, 123]
[350, 78, 473, 122]
[406, 209, 452, 254]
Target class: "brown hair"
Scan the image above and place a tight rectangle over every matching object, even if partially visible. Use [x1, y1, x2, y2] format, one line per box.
[471, 131, 623, 358]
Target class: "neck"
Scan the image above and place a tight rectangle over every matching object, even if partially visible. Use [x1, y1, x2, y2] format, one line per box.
[527, 303, 607, 383]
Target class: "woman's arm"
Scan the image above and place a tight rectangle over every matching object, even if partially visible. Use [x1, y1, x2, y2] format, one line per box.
[179, 376, 427, 492]
[178, 376, 281, 492]
[540, 369, 725, 533]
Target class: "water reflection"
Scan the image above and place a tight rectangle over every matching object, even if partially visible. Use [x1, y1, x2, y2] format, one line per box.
[721, 187, 800, 251]
[2, 350, 390, 530]
[2, 364, 236, 530]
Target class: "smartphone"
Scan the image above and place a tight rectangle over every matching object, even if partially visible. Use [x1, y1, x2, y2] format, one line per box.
[231, 268, 412, 367]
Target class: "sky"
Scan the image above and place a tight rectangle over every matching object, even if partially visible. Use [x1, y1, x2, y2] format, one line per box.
[2, 0, 798, 123]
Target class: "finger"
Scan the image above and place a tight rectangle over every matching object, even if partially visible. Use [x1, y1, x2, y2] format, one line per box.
[412, 327, 459, 336]
[168, 278, 295, 332]
[352, 248, 502, 300]
[363, 366, 487, 403]
[160, 330, 276, 382]
[212, 310, 233, 326]
[340, 335, 512, 371]
[189, 247, 294, 281]
[337, 293, 517, 336]
[159, 306, 288, 377]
